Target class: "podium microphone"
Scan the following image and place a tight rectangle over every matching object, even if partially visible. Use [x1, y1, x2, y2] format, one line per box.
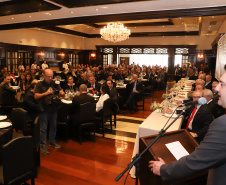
[180, 97, 207, 107]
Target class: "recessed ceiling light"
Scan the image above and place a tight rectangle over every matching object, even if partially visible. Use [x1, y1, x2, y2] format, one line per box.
[28, 16, 32, 18]
[212, 16, 215, 18]
[101, 7, 108, 9]
[162, 36, 164, 37]
[11, 17, 14, 19]
[162, 26, 164, 27]
[71, 11, 74, 13]
[135, 27, 136, 28]
[96, 9, 99, 11]
[49, 13, 51, 16]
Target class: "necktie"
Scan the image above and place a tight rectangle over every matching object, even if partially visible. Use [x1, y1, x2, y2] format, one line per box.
[186, 106, 197, 129]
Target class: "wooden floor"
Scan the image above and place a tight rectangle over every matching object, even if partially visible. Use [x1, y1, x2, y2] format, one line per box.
[34, 90, 165, 185]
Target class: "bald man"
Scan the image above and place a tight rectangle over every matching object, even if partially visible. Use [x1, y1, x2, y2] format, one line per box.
[35, 69, 65, 154]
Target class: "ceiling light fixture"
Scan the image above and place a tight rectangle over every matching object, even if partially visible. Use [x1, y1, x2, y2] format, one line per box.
[100, 22, 131, 43]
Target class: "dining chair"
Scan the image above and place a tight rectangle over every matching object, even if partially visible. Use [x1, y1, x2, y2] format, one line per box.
[11, 107, 28, 136]
[72, 102, 96, 144]
[96, 98, 117, 137]
[56, 104, 72, 140]
[0, 136, 35, 185]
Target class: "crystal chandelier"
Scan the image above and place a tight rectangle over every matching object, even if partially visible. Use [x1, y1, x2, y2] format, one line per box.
[100, 22, 131, 43]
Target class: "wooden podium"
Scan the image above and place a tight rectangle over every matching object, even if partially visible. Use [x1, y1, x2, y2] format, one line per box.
[139, 129, 208, 185]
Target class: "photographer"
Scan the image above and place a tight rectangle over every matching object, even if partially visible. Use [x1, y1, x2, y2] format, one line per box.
[35, 69, 65, 154]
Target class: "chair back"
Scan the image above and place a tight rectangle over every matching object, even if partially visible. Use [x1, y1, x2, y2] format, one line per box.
[57, 104, 72, 122]
[11, 108, 28, 135]
[2, 136, 34, 185]
[102, 98, 116, 117]
[78, 102, 96, 123]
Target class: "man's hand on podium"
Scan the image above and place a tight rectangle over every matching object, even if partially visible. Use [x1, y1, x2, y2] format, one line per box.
[148, 157, 165, 176]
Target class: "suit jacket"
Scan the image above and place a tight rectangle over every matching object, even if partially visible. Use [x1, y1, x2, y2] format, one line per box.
[72, 93, 95, 105]
[0, 82, 16, 106]
[109, 87, 118, 102]
[23, 90, 43, 120]
[207, 99, 224, 119]
[87, 82, 101, 94]
[205, 81, 212, 90]
[161, 115, 226, 185]
[181, 104, 213, 142]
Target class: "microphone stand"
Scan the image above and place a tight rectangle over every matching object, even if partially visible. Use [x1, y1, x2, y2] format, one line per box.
[115, 106, 189, 184]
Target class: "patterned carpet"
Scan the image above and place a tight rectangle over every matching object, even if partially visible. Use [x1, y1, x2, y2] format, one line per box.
[96, 116, 145, 143]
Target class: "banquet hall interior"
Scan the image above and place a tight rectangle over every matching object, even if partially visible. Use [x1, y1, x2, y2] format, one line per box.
[0, 0, 226, 185]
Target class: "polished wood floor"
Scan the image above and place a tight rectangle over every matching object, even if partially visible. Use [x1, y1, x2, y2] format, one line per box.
[35, 90, 165, 185]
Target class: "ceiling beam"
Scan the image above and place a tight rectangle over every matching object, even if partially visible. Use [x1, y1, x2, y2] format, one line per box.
[0, 6, 226, 31]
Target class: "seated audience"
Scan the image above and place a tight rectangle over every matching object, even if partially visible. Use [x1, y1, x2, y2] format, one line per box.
[87, 76, 101, 95]
[0, 74, 17, 107]
[64, 75, 76, 92]
[96, 84, 110, 113]
[124, 74, 144, 113]
[76, 73, 88, 87]
[181, 90, 213, 143]
[205, 75, 212, 90]
[203, 89, 224, 119]
[23, 82, 43, 122]
[72, 84, 95, 105]
[106, 80, 118, 103]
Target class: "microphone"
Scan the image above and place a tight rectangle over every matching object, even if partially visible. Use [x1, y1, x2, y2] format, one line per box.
[179, 97, 207, 107]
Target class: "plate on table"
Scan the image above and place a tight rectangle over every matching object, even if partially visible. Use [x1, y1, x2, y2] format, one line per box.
[164, 113, 178, 118]
[11, 86, 20, 90]
[0, 122, 12, 129]
[0, 115, 7, 121]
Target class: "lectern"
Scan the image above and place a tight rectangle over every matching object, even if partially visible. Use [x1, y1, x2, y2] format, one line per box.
[139, 129, 208, 185]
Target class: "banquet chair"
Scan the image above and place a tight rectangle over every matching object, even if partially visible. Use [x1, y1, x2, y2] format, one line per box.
[11, 107, 28, 136]
[0, 136, 35, 185]
[72, 102, 96, 144]
[135, 90, 145, 111]
[56, 104, 72, 140]
[96, 98, 117, 137]
[32, 116, 40, 177]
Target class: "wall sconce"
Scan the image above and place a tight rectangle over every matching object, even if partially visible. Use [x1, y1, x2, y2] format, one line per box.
[38, 51, 45, 56]
[197, 53, 204, 59]
[58, 52, 65, 57]
[91, 53, 96, 57]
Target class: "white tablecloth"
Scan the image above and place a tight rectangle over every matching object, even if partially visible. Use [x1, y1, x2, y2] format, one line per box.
[129, 110, 183, 178]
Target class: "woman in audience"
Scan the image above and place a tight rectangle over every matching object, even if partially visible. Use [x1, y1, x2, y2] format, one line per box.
[18, 73, 26, 92]
[64, 75, 76, 92]
[181, 64, 187, 77]
[96, 84, 110, 114]
[25, 73, 33, 89]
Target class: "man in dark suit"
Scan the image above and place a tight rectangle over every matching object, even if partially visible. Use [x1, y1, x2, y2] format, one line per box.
[0, 73, 17, 108]
[76, 73, 88, 87]
[72, 84, 95, 105]
[106, 80, 118, 103]
[23, 82, 43, 122]
[149, 72, 226, 185]
[205, 75, 212, 90]
[181, 90, 213, 143]
[203, 89, 224, 119]
[87, 76, 101, 95]
[123, 74, 143, 113]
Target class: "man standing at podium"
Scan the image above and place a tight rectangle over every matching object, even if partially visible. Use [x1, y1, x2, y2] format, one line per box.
[149, 72, 226, 185]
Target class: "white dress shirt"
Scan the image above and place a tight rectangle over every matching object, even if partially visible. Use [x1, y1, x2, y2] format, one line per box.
[96, 93, 109, 112]
[31, 64, 37, 70]
[42, 63, 48, 70]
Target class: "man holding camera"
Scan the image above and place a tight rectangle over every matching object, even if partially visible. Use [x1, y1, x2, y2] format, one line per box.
[35, 69, 65, 154]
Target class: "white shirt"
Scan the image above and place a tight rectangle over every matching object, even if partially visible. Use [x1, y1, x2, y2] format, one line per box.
[42, 63, 48, 70]
[96, 94, 110, 112]
[18, 65, 25, 72]
[31, 64, 37, 70]
[188, 104, 201, 130]
[62, 63, 68, 70]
